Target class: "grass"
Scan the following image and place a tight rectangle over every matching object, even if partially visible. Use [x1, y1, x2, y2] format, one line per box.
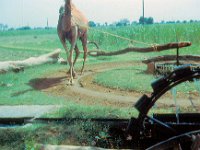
[94, 65, 154, 93]
[0, 120, 117, 150]
[0, 23, 200, 105]
[0, 64, 68, 105]
[43, 103, 139, 119]
[91, 23, 200, 93]
[89, 23, 200, 52]
[94, 65, 200, 93]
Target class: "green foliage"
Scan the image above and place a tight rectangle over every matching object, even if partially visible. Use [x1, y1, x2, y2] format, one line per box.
[88, 23, 200, 55]
[94, 66, 153, 93]
[89, 21, 96, 27]
[0, 129, 25, 150]
[0, 64, 67, 105]
[94, 66, 200, 94]
[139, 16, 154, 24]
[116, 18, 130, 26]
[16, 26, 31, 31]
[44, 103, 138, 119]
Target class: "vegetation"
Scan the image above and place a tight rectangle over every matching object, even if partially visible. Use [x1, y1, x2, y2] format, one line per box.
[1, 22, 200, 148]
[0, 121, 112, 150]
[94, 66, 153, 93]
[139, 16, 154, 24]
[1, 22, 200, 103]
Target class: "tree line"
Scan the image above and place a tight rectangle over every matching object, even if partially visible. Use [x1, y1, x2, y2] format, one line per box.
[89, 17, 200, 27]
[1, 17, 200, 31]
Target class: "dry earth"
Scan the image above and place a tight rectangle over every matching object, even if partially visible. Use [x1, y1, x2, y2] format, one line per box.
[30, 61, 200, 110]
[31, 61, 144, 108]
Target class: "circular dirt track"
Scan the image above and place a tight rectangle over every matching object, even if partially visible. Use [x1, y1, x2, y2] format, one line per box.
[30, 61, 200, 110]
[31, 61, 144, 108]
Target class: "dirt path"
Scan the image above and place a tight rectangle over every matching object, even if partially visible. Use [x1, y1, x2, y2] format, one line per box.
[1, 61, 199, 122]
[29, 61, 200, 110]
[30, 61, 144, 108]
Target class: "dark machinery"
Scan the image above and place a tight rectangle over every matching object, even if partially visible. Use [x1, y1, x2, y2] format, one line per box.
[109, 65, 200, 149]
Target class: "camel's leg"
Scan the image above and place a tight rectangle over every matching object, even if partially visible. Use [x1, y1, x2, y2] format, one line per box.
[72, 44, 80, 78]
[73, 44, 80, 67]
[67, 44, 79, 78]
[80, 33, 88, 74]
[58, 32, 69, 60]
[68, 26, 78, 85]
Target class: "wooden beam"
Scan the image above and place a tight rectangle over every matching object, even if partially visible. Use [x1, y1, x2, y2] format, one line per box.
[0, 49, 61, 74]
[88, 42, 191, 57]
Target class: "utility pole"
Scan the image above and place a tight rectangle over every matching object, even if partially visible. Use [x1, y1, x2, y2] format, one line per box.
[142, 0, 145, 25]
[46, 18, 49, 29]
[21, 0, 24, 27]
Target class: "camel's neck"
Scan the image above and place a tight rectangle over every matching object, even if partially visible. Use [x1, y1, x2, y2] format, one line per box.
[64, 2, 72, 16]
[59, 1, 72, 32]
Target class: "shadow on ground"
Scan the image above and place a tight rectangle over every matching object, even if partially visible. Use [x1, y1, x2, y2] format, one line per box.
[11, 77, 66, 97]
[29, 77, 66, 90]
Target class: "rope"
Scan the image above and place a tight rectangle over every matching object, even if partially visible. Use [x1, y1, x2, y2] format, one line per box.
[61, 2, 158, 49]
[90, 27, 156, 47]
[151, 43, 159, 51]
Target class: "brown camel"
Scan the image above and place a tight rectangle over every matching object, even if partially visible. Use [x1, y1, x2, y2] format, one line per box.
[57, 0, 88, 84]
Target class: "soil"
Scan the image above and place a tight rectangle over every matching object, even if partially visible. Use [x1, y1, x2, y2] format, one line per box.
[30, 61, 200, 110]
[29, 61, 146, 108]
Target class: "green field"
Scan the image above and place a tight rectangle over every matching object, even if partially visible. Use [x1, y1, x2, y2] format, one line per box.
[1, 23, 200, 107]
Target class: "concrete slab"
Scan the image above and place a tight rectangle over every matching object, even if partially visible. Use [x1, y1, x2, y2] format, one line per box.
[0, 105, 61, 118]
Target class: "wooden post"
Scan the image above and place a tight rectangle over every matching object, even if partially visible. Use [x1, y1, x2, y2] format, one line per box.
[88, 42, 192, 57]
[147, 62, 155, 74]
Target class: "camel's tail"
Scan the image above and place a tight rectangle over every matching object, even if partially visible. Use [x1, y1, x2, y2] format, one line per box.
[87, 41, 99, 49]
[80, 41, 99, 74]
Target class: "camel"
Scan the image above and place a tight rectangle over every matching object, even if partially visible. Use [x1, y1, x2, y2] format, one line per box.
[57, 0, 88, 84]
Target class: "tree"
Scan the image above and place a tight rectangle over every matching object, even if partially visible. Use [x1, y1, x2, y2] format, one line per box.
[166, 21, 175, 24]
[0, 24, 3, 31]
[146, 17, 154, 24]
[139, 16, 154, 24]
[116, 18, 130, 26]
[17, 26, 31, 30]
[131, 21, 138, 25]
[0, 24, 8, 31]
[139, 16, 144, 24]
[88, 21, 96, 27]
[161, 20, 165, 24]
[105, 22, 108, 26]
[190, 20, 194, 23]
[182, 20, 187, 24]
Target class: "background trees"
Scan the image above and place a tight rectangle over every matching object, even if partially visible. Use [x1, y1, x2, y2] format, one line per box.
[139, 16, 154, 24]
[0, 24, 8, 31]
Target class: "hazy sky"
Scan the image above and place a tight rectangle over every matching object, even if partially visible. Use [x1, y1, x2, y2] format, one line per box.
[0, 0, 200, 28]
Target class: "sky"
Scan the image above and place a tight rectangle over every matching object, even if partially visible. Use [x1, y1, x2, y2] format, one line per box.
[0, 0, 200, 28]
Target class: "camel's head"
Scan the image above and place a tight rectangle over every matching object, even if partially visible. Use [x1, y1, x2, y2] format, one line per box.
[64, 0, 72, 12]
[64, 0, 71, 5]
